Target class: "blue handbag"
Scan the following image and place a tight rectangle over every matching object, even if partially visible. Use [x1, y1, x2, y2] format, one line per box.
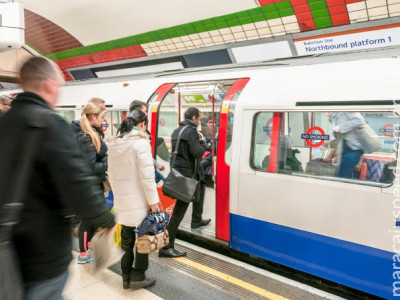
[135, 211, 170, 237]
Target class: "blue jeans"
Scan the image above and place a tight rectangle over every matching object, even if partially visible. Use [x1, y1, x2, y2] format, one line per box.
[24, 270, 68, 300]
[155, 169, 165, 183]
[338, 150, 363, 178]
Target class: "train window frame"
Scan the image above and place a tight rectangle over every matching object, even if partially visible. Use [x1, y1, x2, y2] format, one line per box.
[250, 110, 399, 188]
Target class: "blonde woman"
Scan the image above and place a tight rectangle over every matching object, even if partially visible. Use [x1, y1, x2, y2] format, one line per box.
[71, 99, 108, 263]
[107, 110, 159, 289]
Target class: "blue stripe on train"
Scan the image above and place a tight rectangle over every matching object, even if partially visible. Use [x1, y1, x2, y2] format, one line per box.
[230, 213, 393, 299]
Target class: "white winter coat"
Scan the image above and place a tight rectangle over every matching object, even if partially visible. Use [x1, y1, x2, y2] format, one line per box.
[107, 130, 159, 227]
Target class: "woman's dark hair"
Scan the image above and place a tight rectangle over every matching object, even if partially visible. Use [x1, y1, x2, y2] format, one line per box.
[184, 107, 200, 120]
[117, 110, 148, 136]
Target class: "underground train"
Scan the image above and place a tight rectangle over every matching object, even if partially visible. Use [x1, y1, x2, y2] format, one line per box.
[3, 48, 400, 298]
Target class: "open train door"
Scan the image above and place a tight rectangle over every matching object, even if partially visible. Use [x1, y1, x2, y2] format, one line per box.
[147, 78, 249, 242]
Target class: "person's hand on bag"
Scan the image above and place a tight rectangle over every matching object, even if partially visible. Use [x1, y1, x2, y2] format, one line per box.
[150, 203, 160, 213]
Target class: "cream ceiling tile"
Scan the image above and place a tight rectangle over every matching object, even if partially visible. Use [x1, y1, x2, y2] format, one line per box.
[368, 6, 388, 16]
[186, 46, 196, 50]
[272, 31, 286, 37]
[219, 28, 231, 35]
[233, 32, 246, 39]
[202, 37, 213, 44]
[389, 0, 400, 4]
[242, 23, 256, 31]
[167, 44, 176, 50]
[153, 46, 161, 52]
[230, 25, 244, 33]
[257, 27, 272, 35]
[144, 49, 152, 55]
[212, 36, 224, 43]
[199, 32, 210, 38]
[147, 42, 157, 48]
[270, 25, 285, 34]
[192, 39, 203, 46]
[171, 37, 182, 43]
[153, 51, 162, 55]
[156, 40, 165, 47]
[159, 45, 168, 51]
[347, 2, 367, 11]
[254, 20, 269, 29]
[259, 33, 273, 38]
[189, 33, 200, 40]
[235, 37, 248, 42]
[161, 49, 171, 54]
[141, 43, 150, 49]
[204, 42, 215, 47]
[222, 33, 234, 41]
[245, 29, 259, 38]
[180, 36, 190, 42]
[390, 11, 400, 15]
[184, 40, 195, 47]
[389, 3, 400, 11]
[349, 10, 368, 21]
[366, 0, 388, 8]
[284, 23, 300, 33]
[281, 15, 297, 24]
[175, 42, 185, 49]
[268, 19, 283, 27]
[164, 39, 173, 45]
[209, 30, 221, 37]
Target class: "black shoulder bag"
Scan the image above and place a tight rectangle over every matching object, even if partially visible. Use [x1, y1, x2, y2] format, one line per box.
[162, 125, 200, 203]
[0, 109, 52, 300]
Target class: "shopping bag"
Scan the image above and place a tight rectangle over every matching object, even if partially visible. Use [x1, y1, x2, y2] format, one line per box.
[157, 185, 176, 216]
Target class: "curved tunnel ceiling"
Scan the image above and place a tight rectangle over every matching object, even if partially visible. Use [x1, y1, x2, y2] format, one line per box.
[13, 0, 400, 81]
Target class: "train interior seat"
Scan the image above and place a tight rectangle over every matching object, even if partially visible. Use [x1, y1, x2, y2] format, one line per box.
[358, 155, 396, 182]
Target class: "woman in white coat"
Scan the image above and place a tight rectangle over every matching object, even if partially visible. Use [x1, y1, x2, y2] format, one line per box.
[107, 110, 159, 290]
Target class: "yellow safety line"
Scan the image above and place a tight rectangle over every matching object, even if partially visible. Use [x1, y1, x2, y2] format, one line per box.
[174, 257, 289, 300]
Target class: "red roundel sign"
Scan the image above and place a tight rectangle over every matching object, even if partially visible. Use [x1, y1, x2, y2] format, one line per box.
[302, 126, 328, 148]
[159, 118, 166, 127]
[381, 124, 395, 137]
[101, 119, 108, 132]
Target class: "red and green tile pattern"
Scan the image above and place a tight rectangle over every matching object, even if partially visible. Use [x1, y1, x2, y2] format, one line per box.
[23, 1, 399, 80]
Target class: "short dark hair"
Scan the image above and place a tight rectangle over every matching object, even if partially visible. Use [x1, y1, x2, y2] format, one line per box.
[184, 107, 200, 120]
[129, 100, 147, 112]
[117, 110, 148, 136]
[19, 57, 59, 90]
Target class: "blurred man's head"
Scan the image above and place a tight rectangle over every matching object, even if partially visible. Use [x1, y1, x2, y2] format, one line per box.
[0, 95, 12, 112]
[19, 57, 65, 109]
[129, 100, 147, 116]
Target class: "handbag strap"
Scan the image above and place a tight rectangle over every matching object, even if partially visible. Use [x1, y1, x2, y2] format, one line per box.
[170, 125, 198, 179]
[0, 109, 53, 241]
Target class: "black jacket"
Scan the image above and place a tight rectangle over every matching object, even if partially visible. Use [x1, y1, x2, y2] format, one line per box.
[171, 119, 206, 179]
[0, 92, 114, 283]
[71, 120, 108, 183]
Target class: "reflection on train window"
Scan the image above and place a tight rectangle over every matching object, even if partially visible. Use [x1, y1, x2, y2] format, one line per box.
[57, 110, 75, 123]
[252, 111, 399, 186]
[251, 112, 274, 169]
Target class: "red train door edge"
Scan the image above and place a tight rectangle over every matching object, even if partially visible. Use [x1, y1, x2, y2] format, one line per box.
[149, 83, 175, 156]
[216, 78, 250, 241]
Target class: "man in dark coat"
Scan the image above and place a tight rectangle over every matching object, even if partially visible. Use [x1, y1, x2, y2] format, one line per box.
[0, 57, 115, 299]
[159, 107, 211, 258]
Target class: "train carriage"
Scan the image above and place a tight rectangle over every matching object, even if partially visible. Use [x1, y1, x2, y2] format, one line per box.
[2, 48, 400, 298]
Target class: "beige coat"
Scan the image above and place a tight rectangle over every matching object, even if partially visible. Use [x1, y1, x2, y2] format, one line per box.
[107, 130, 159, 227]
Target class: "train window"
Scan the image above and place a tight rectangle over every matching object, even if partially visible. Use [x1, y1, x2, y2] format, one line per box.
[225, 90, 241, 166]
[252, 111, 399, 186]
[251, 112, 274, 169]
[57, 110, 75, 123]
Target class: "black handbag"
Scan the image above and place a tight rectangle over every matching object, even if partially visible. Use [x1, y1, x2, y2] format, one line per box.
[162, 125, 200, 203]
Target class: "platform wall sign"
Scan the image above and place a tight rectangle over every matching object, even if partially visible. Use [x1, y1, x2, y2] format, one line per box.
[294, 26, 400, 56]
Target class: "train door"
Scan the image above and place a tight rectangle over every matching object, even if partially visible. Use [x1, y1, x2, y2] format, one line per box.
[147, 79, 248, 240]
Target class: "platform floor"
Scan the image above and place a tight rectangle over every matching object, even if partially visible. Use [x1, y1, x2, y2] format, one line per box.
[68, 238, 345, 300]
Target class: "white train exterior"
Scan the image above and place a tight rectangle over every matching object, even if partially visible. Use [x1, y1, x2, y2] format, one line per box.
[2, 48, 400, 298]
